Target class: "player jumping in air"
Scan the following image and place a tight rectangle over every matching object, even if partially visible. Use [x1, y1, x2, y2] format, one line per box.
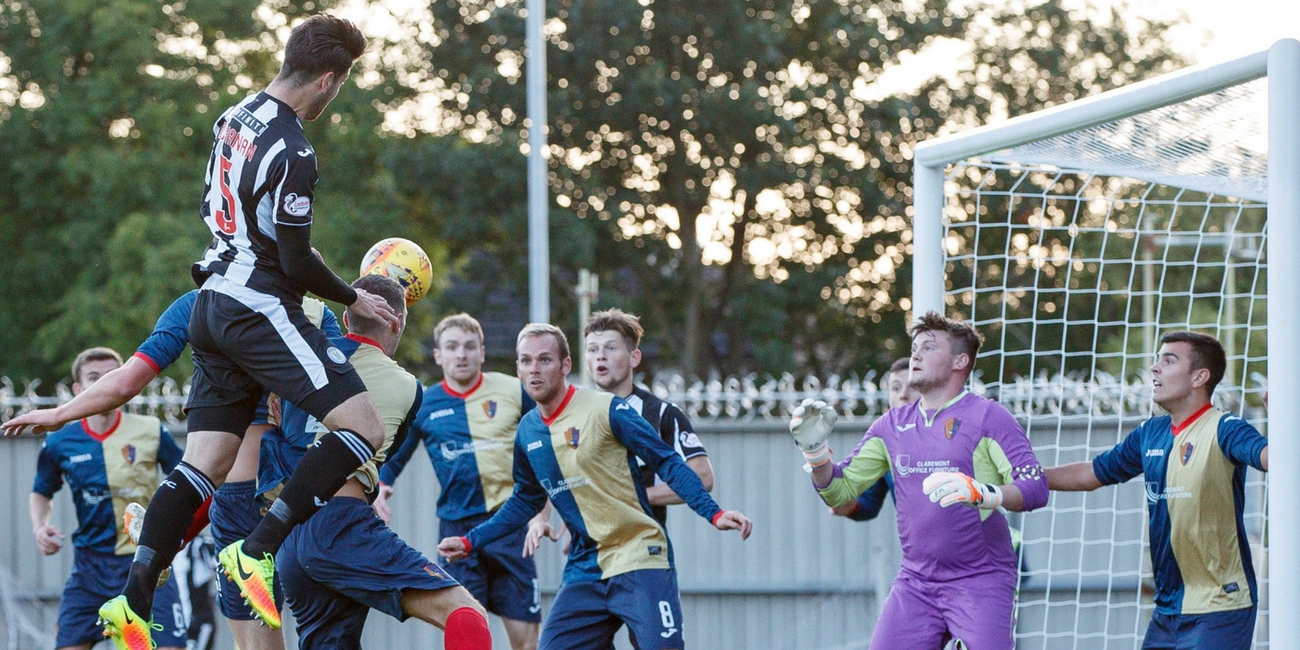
[9, 291, 336, 650]
[31, 348, 186, 650]
[792, 312, 1048, 650]
[438, 324, 753, 650]
[98, 15, 401, 647]
[583, 309, 714, 529]
[275, 275, 492, 650]
[5, 289, 337, 650]
[1046, 332, 1268, 650]
[373, 313, 548, 650]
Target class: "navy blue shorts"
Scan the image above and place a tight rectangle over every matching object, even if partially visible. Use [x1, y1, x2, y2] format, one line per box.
[442, 512, 541, 623]
[541, 569, 684, 650]
[1143, 605, 1256, 650]
[277, 496, 461, 650]
[209, 480, 282, 620]
[57, 549, 186, 648]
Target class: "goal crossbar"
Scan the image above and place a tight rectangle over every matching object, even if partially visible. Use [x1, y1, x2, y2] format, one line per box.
[911, 38, 1300, 646]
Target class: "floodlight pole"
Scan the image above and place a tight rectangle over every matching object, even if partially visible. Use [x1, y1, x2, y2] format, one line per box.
[526, 0, 549, 324]
[1268, 37, 1300, 647]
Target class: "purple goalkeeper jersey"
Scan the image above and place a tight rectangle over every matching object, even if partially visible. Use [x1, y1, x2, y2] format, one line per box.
[816, 391, 1047, 580]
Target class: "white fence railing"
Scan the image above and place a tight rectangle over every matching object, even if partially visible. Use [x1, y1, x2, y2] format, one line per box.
[2, 372, 1266, 425]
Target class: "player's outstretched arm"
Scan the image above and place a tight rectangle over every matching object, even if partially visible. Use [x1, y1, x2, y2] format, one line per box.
[1044, 462, 1104, 491]
[442, 441, 548, 560]
[2, 356, 158, 436]
[609, 399, 750, 537]
[646, 456, 714, 506]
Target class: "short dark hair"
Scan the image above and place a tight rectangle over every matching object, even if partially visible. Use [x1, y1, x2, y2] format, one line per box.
[347, 275, 405, 334]
[584, 309, 644, 350]
[1160, 331, 1227, 394]
[888, 357, 910, 375]
[72, 347, 123, 383]
[518, 323, 570, 360]
[435, 313, 484, 347]
[909, 311, 984, 368]
[280, 14, 367, 85]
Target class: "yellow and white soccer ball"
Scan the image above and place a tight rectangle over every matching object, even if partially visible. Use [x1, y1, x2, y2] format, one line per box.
[359, 237, 433, 306]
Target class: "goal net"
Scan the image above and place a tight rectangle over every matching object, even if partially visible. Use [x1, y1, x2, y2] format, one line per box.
[915, 54, 1279, 649]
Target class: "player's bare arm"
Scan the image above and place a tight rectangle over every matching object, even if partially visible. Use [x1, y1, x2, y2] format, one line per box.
[645, 456, 714, 506]
[29, 493, 64, 555]
[1045, 462, 1105, 491]
[2, 356, 156, 436]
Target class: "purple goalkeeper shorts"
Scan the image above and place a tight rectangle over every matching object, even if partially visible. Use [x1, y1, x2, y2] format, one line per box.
[871, 570, 1017, 650]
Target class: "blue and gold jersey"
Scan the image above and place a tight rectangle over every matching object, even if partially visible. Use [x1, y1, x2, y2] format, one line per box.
[379, 372, 535, 521]
[468, 387, 722, 583]
[33, 412, 182, 555]
[261, 333, 422, 495]
[1092, 405, 1267, 615]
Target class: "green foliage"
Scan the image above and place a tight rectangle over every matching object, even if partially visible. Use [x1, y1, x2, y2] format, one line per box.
[402, 0, 1183, 377]
[0, 0, 1186, 383]
[0, 0, 445, 383]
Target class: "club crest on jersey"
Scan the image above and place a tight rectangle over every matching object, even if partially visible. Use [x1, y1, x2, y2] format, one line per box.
[326, 347, 346, 364]
[482, 400, 498, 418]
[120, 445, 137, 464]
[944, 418, 962, 440]
[423, 563, 448, 578]
[566, 427, 581, 449]
[1180, 442, 1194, 465]
[283, 193, 312, 217]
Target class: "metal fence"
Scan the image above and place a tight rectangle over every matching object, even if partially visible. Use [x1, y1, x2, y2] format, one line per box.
[0, 373, 1269, 650]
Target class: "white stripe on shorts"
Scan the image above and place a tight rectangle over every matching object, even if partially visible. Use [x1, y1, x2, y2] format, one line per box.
[201, 275, 330, 390]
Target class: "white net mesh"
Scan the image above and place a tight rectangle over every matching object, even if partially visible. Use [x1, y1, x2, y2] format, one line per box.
[941, 78, 1269, 650]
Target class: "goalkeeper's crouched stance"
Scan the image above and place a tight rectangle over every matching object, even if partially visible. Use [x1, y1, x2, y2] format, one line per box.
[792, 312, 1048, 650]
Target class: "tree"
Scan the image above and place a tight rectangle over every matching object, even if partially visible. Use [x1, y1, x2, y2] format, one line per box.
[0, 0, 444, 382]
[401, 0, 1182, 376]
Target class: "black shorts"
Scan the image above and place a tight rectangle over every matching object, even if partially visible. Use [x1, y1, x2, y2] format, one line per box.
[185, 281, 364, 435]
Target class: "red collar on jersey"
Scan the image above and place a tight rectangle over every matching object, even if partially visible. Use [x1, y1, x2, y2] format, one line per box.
[345, 333, 382, 350]
[442, 373, 484, 399]
[1172, 403, 1214, 435]
[541, 385, 578, 426]
[82, 410, 123, 442]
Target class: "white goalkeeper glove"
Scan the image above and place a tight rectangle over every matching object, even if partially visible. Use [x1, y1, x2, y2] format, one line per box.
[922, 471, 1004, 510]
[789, 398, 837, 466]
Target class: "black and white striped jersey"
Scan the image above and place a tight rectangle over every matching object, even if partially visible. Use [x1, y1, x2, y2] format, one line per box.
[627, 386, 708, 526]
[193, 92, 317, 303]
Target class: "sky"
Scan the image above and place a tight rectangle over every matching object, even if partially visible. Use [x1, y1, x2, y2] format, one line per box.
[1147, 0, 1300, 64]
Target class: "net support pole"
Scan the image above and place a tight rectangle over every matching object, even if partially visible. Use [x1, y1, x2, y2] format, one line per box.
[1268, 37, 1300, 645]
[912, 163, 946, 318]
[526, 0, 549, 324]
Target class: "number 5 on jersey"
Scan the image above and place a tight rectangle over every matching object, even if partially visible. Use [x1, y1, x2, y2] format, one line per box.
[212, 154, 238, 235]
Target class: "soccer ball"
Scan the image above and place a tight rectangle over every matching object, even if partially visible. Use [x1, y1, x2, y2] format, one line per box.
[359, 238, 433, 305]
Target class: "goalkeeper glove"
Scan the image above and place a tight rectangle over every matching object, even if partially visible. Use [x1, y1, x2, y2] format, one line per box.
[922, 471, 1004, 510]
[789, 398, 837, 466]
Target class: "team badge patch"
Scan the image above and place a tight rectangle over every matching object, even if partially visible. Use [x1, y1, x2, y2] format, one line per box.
[482, 400, 497, 418]
[120, 445, 137, 464]
[944, 418, 962, 440]
[423, 563, 448, 578]
[1180, 442, 1194, 465]
[326, 347, 346, 364]
[567, 427, 581, 449]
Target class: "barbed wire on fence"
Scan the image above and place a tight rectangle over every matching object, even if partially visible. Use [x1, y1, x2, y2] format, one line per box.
[3, 372, 1264, 426]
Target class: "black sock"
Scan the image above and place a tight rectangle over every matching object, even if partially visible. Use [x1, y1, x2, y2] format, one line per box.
[243, 429, 374, 557]
[123, 462, 215, 615]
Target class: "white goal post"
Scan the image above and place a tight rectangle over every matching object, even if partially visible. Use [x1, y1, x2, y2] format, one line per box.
[911, 39, 1300, 647]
